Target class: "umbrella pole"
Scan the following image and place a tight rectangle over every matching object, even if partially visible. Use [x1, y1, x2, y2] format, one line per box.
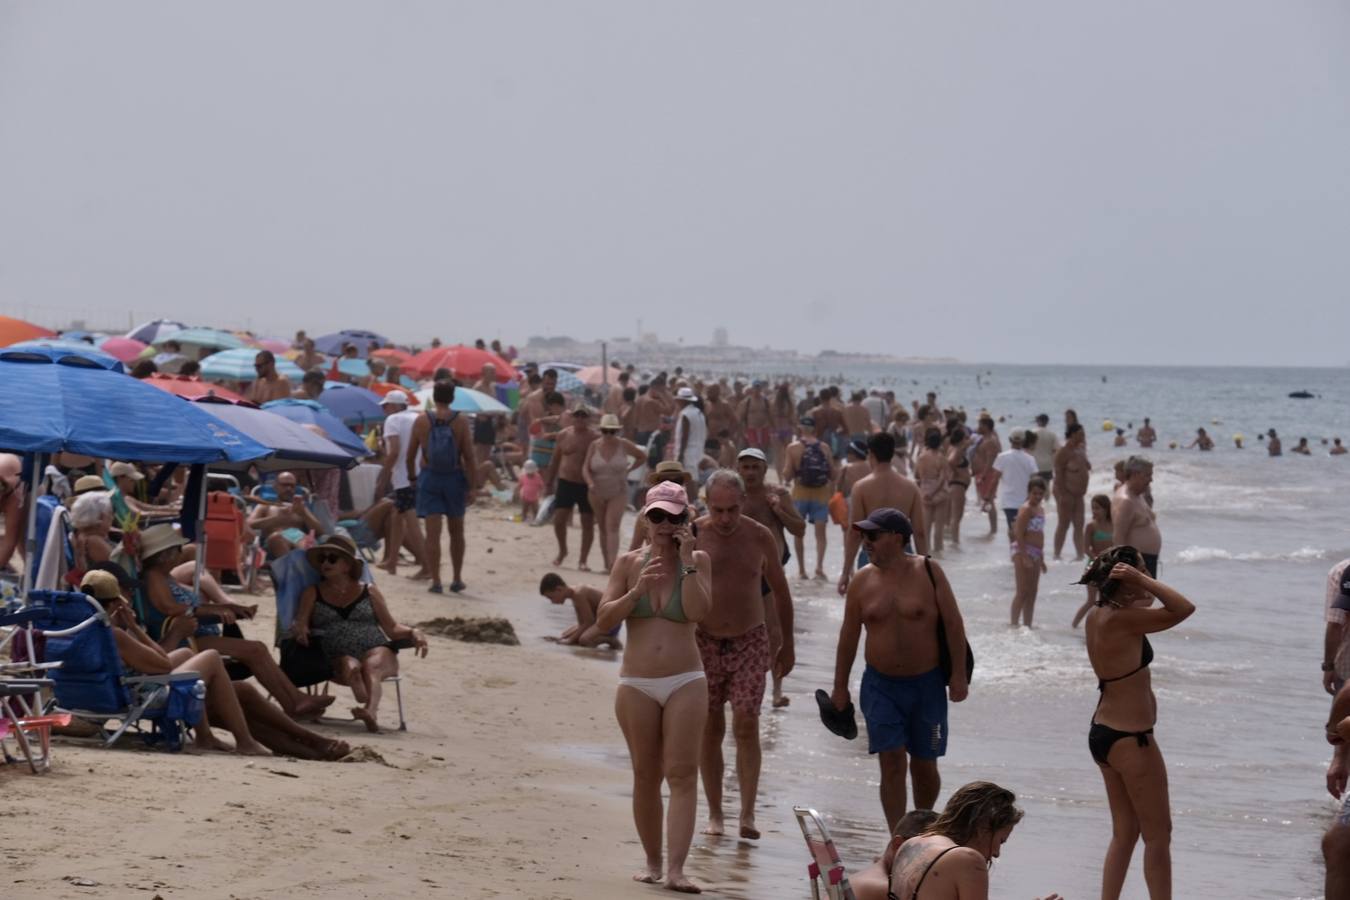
[21, 452, 45, 601]
[601, 342, 608, 388]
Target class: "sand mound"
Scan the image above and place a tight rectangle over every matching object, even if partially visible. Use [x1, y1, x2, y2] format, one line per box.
[417, 616, 520, 646]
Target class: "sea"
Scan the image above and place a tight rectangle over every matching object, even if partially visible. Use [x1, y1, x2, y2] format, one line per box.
[536, 363, 1350, 900]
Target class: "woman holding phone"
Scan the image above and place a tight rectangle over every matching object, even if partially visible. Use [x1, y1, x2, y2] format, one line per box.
[596, 480, 712, 893]
[1079, 546, 1195, 900]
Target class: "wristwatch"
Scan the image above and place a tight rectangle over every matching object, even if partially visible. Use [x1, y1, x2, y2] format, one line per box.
[681, 563, 698, 576]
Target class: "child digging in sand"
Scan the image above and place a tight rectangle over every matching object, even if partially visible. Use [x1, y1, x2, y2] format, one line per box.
[539, 572, 623, 649]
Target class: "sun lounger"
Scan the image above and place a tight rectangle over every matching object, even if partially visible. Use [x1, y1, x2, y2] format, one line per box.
[793, 806, 859, 900]
[26, 590, 206, 751]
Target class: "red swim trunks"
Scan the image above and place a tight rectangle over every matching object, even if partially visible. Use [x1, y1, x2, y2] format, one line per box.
[696, 624, 771, 716]
[744, 427, 771, 449]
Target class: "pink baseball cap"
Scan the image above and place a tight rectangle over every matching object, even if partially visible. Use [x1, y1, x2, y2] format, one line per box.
[642, 480, 689, 516]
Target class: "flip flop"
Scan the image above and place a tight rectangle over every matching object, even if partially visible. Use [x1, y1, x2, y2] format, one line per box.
[815, 689, 858, 740]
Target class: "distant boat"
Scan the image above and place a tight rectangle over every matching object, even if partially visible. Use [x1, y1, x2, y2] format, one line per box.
[1288, 390, 1314, 399]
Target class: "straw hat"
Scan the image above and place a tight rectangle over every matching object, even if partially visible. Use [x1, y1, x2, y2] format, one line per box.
[305, 533, 364, 575]
[138, 523, 188, 561]
[80, 569, 122, 602]
[599, 414, 622, 431]
[72, 475, 106, 495]
[646, 460, 692, 486]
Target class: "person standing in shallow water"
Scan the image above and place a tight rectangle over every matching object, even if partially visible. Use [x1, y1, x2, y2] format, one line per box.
[1053, 423, 1091, 560]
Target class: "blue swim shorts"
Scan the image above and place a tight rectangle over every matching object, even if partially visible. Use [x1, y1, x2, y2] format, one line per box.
[416, 469, 468, 519]
[860, 665, 948, 758]
[795, 498, 830, 524]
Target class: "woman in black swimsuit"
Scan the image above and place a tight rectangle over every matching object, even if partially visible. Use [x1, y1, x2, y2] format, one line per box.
[1079, 547, 1195, 900]
[886, 781, 1059, 899]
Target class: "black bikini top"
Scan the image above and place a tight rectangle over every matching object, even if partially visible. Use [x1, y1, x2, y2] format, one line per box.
[888, 845, 958, 900]
[1097, 635, 1154, 691]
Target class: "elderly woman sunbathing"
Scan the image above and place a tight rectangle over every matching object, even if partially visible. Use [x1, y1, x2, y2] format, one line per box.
[82, 567, 349, 760]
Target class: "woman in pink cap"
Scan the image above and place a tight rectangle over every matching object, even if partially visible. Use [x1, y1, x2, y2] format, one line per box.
[596, 479, 711, 893]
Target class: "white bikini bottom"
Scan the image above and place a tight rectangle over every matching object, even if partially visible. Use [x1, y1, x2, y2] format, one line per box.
[618, 671, 705, 707]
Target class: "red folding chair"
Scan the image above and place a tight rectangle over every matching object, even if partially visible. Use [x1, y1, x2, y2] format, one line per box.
[793, 806, 858, 900]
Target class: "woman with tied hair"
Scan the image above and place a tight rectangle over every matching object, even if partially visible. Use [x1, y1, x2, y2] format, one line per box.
[1078, 546, 1194, 900]
[887, 780, 1060, 899]
[70, 491, 117, 572]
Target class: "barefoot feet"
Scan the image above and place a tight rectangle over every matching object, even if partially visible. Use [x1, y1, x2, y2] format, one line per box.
[665, 871, 702, 894]
[701, 814, 724, 836]
[352, 706, 380, 733]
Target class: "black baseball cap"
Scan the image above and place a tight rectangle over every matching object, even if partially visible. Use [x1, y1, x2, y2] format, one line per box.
[799, 416, 816, 428]
[1334, 565, 1350, 612]
[851, 508, 914, 540]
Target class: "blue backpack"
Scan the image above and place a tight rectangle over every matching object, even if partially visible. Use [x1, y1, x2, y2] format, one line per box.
[798, 440, 832, 487]
[426, 411, 462, 475]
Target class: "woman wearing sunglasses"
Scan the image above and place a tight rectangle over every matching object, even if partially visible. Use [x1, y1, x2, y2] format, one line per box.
[294, 534, 428, 733]
[597, 480, 712, 893]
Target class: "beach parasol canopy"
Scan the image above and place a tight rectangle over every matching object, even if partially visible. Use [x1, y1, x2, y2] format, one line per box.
[334, 358, 370, 379]
[551, 369, 586, 395]
[7, 340, 124, 372]
[537, 361, 585, 374]
[144, 373, 248, 404]
[259, 399, 371, 457]
[154, 327, 250, 355]
[413, 385, 511, 415]
[126, 319, 186, 345]
[253, 337, 292, 354]
[312, 330, 389, 357]
[0, 315, 56, 348]
[365, 381, 420, 405]
[0, 346, 268, 463]
[191, 398, 360, 471]
[97, 336, 149, 363]
[403, 345, 517, 382]
[317, 382, 387, 427]
[574, 365, 620, 387]
[199, 348, 305, 384]
[57, 330, 106, 344]
[369, 347, 412, 366]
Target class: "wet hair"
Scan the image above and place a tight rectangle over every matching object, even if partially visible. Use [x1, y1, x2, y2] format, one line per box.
[1066, 423, 1083, 439]
[1090, 493, 1112, 519]
[894, 809, 940, 841]
[129, 360, 158, 379]
[71, 491, 113, 529]
[538, 572, 566, 594]
[924, 781, 1024, 847]
[704, 468, 745, 497]
[1027, 476, 1048, 494]
[924, 428, 943, 450]
[868, 431, 896, 462]
[1124, 455, 1153, 475]
[432, 382, 455, 405]
[1077, 545, 1144, 597]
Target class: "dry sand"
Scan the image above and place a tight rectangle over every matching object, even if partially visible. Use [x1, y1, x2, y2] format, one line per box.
[3, 503, 695, 900]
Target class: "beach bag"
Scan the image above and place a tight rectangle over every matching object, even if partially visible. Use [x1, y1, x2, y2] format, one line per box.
[924, 558, 974, 685]
[143, 678, 205, 751]
[798, 440, 832, 487]
[828, 491, 848, 527]
[426, 411, 461, 474]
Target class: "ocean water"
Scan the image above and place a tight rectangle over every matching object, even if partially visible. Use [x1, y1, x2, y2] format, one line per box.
[539, 364, 1350, 899]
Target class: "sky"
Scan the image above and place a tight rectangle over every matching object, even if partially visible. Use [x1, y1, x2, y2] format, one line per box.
[2, 2, 1349, 366]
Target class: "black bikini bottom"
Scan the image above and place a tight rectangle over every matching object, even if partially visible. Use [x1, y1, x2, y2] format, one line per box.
[1089, 721, 1154, 765]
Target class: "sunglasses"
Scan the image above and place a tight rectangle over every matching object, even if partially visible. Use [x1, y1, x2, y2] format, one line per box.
[645, 509, 688, 525]
[317, 552, 346, 565]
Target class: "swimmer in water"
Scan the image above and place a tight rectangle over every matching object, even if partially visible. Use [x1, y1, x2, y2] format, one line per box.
[1113, 428, 1128, 448]
[1187, 428, 1214, 451]
[1073, 494, 1115, 628]
[1010, 477, 1049, 627]
[1333, 438, 1347, 456]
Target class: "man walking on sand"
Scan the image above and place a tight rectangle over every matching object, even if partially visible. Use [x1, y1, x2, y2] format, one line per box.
[694, 470, 796, 840]
[376, 391, 429, 578]
[971, 415, 1002, 536]
[782, 417, 838, 580]
[838, 432, 927, 596]
[1052, 423, 1091, 560]
[1113, 456, 1162, 577]
[406, 381, 476, 594]
[831, 508, 969, 832]
[546, 406, 600, 570]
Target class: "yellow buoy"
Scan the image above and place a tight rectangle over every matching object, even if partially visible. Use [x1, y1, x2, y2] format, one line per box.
[1102, 420, 1115, 432]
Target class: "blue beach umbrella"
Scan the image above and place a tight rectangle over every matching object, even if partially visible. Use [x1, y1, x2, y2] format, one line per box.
[7, 340, 124, 373]
[191, 398, 359, 471]
[414, 386, 511, 414]
[336, 358, 370, 379]
[127, 319, 186, 345]
[312, 330, 389, 357]
[259, 399, 371, 457]
[199, 348, 305, 384]
[318, 382, 386, 427]
[154, 328, 249, 354]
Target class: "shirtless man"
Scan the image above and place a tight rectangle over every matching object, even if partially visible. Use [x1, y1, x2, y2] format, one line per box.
[1136, 417, 1157, 449]
[1267, 429, 1283, 456]
[970, 416, 1001, 536]
[703, 384, 738, 449]
[693, 470, 796, 840]
[247, 471, 322, 559]
[633, 376, 673, 448]
[1052, 423, 1091, 560]
[738, 381, 774, 452]
[838, 433, 927, 596]
[248, 351, 293, 405]
[546, 407, 600, 570]
[470, 362, 497, 397]
[602, 371, 630, 417]
[737, 448, 805, 708]
[293, 338, 325, 372]
[1112, 456, 1162, 577]
[538, 572, 621, 649]
[831, 508, 969, 831]
[782, 417, 838, 580]
[843, 391, 875, 442]
[810, 387, 848, 460]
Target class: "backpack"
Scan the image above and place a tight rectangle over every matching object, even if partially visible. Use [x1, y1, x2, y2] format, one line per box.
[426, 411, 462, 475]
[798, 440, 831, 487]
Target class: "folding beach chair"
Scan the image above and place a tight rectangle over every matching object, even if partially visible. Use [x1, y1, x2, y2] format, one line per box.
[0, 677, 70, 773]
[269, 549, 406, 730]
[793, 807, 859, 900]
[27, 590, 206, 751]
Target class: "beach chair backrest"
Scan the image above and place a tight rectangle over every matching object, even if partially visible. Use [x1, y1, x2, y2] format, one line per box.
[28, 590, 129, 714]
[792, 807, 857, 900]
[270, 547, 374, 644]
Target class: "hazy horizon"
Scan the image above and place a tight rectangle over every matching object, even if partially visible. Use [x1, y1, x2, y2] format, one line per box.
[3, 2, 1349, 366]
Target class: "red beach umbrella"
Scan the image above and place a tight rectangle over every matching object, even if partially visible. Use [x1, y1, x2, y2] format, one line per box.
[0, 315, 56, 348]
[403, 345, 517, 382]
[370, 347, 412, 366]
[143, 373, 249, 404]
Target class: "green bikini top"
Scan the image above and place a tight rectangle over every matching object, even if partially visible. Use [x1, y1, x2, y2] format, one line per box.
[631, 550, 689, 624]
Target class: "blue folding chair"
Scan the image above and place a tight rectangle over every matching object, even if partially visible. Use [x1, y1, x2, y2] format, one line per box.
[28, 590, 206, 751]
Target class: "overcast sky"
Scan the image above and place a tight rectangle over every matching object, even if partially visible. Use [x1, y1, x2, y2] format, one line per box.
[2, 2, 1348, 365]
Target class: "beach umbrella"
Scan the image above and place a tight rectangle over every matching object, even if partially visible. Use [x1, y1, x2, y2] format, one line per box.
[56, 330, 105, 344]
[574, 365, 619, 387]
[369, 347, 412, 366]
[334, 358, 370, 379]
[199, 348, 305, 384]
[126, 319, 186, 344]
[144, 373, 247, 404]
[538, 361, 585, 374]
[98, 336, 149, 363]
[552, 369, 586, 395]
[366, 381, 420, 405]
[191, 398, 359, 471]
[154, 327, 249, 354]
[254, 337, 292, 354]
[317, 382, 387, 427]
[259, 399, 371, 457]
[6, 339, 124, 372]
[312, 330, 389, 357]
[403, 345, 517, 382]
[0, 316, 56, 348]
[413, 386, 511, 415]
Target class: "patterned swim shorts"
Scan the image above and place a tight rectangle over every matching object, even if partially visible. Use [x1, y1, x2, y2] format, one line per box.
[696, 624, 771, 717]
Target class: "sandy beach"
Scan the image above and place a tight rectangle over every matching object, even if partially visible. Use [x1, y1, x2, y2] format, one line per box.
[6, 503, 664, 900]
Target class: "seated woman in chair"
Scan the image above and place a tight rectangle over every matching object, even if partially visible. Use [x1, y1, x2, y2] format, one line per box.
[82, 567, 349, 760]
[293, 535, 428, 733]
[138, 524, 333, 720]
